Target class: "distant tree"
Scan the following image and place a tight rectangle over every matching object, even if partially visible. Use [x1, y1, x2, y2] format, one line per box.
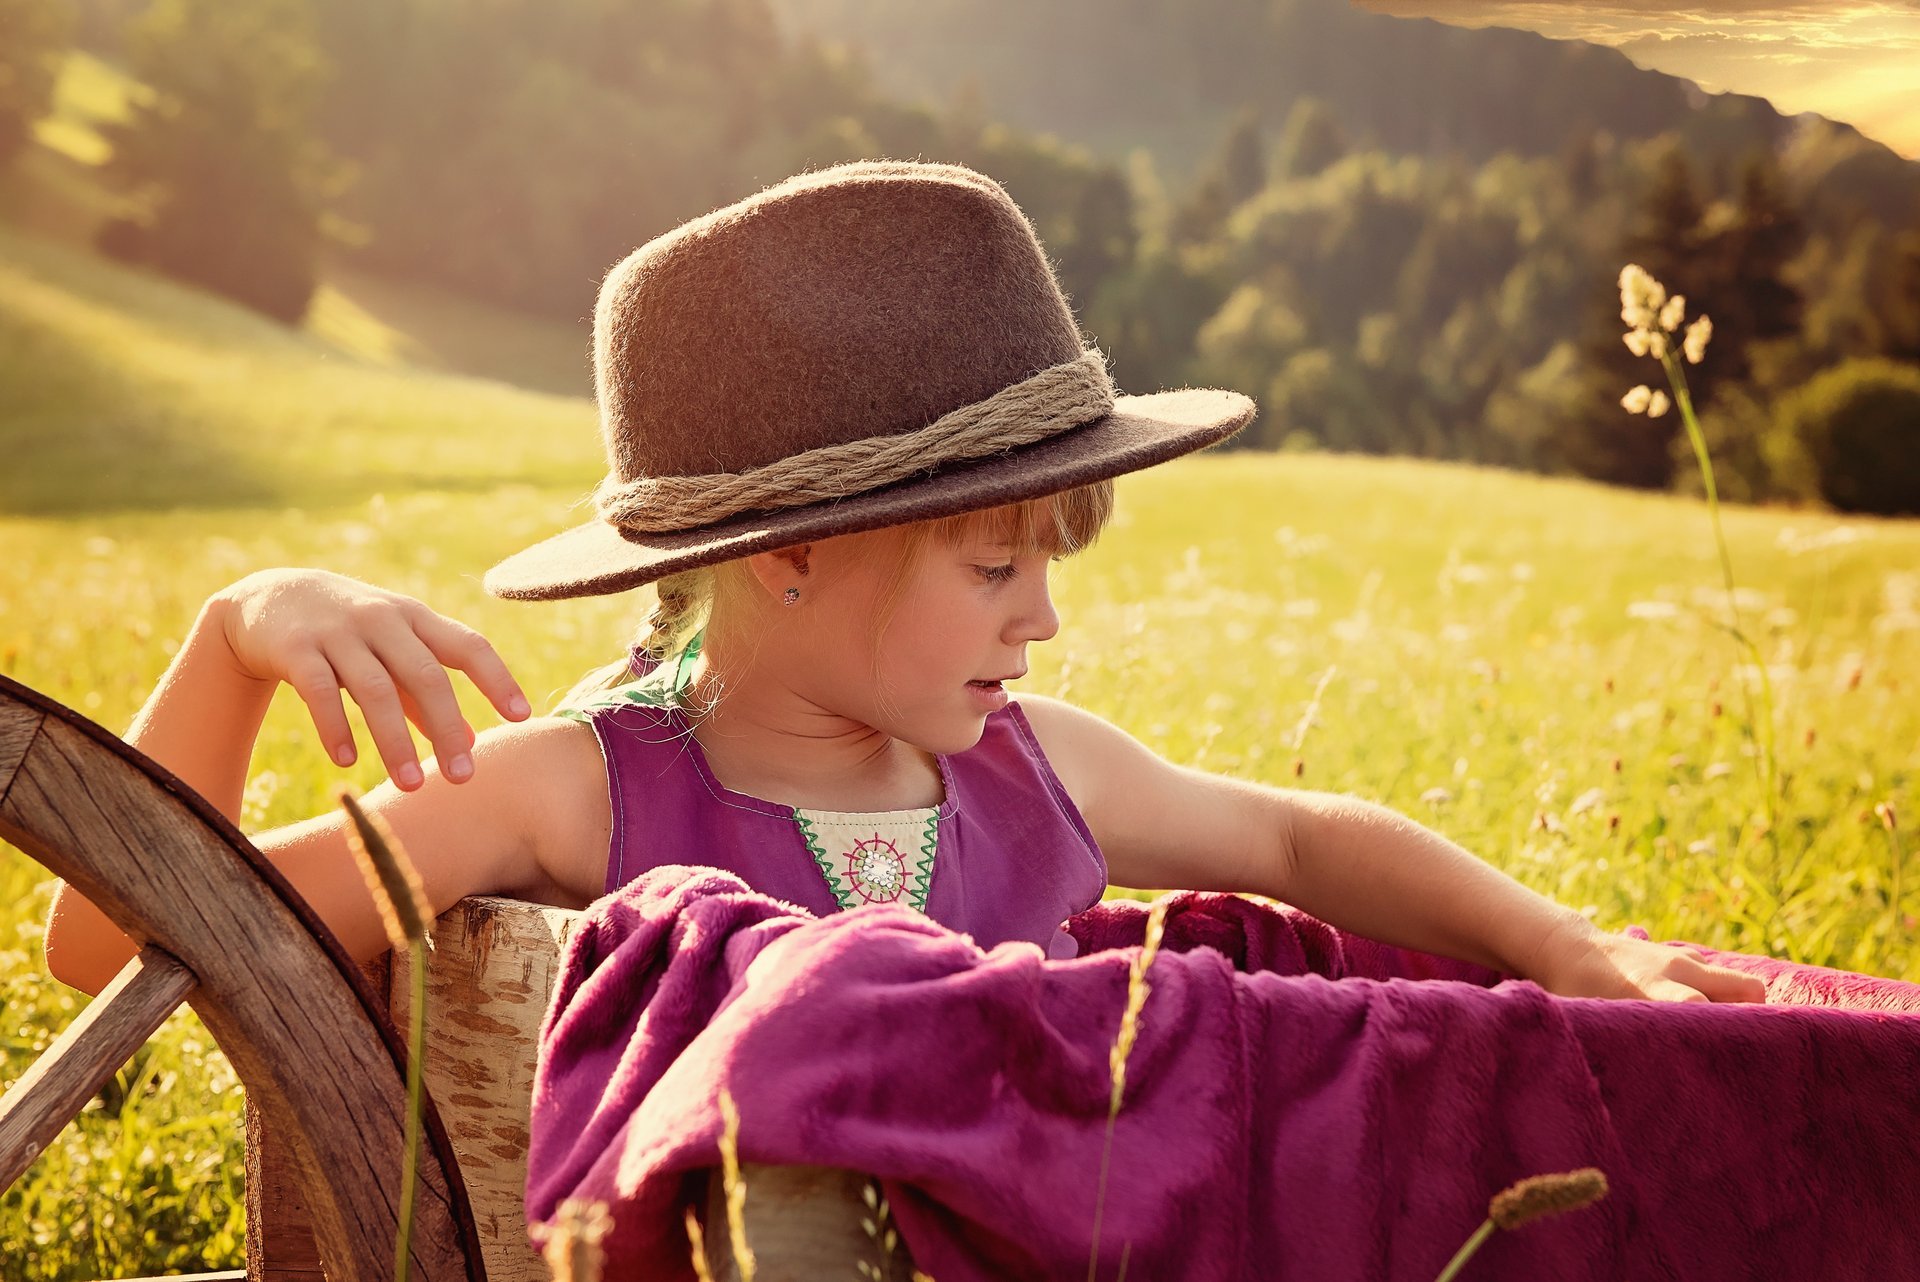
[1691, 151, 1805, 395]
[1214, 105, 1267, 207]
[1053, 166, 1136, 312]
[1274, 96, 1348, 181]
[1767, 358, 1920, 515]
[0, 0, 72, 164]
[95, 0, 345, 322]
[1881, 228, 1920, 364]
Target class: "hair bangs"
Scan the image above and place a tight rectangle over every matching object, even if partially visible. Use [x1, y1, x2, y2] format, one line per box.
[926, 478, 1116, 558]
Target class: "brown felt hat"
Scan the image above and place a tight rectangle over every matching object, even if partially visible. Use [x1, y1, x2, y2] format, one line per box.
[484, 159, 1257, 601]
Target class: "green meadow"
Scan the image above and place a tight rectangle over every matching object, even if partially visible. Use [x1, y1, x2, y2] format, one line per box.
[3, 186, 1918, 1277]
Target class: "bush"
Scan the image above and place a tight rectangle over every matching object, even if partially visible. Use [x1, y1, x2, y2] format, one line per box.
[1765, 358, 1920, 515]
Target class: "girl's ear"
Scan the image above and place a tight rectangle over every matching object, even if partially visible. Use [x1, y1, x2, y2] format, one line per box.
[745, 544, 812, 598]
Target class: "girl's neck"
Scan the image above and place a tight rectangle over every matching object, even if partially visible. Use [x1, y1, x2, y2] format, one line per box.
[679, 628, 945, 813]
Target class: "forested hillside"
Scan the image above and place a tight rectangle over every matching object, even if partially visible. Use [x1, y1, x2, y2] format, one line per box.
[9, 0, 1919, 511]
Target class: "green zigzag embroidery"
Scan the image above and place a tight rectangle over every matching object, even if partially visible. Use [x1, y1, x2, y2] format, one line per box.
[908, 812, 939, 912]
[792, 809, 857, 911]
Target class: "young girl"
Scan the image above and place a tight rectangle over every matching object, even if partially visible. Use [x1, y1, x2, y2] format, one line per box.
[43, 160, 1765, 1009]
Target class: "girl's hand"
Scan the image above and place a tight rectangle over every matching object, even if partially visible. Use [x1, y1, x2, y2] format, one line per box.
[212, 568, 532, 790]
[1535, 928, 1769, 1004]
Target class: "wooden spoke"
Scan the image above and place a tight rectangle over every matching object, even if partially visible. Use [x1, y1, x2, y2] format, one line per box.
[0, 945, 195, 1187]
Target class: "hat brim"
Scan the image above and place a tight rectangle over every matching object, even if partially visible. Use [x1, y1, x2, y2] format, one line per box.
[483, 387, 1256, 601]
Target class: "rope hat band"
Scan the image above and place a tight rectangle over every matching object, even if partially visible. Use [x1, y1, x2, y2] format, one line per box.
[484, 161, 1257, 602]
[593, 350, 1114, 534]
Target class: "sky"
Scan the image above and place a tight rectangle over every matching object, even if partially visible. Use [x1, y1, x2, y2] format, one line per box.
[1354, 1, 1920, 159]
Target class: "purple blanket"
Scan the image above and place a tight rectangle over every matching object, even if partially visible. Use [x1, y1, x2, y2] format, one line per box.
[526, 865, 1920, 1280]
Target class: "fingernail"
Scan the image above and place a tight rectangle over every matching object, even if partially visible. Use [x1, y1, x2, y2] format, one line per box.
[448, 752, 473, 781]
[333, 743, 355, 767]
[509, 694, 531, 718]
[398, 762, 424, 788]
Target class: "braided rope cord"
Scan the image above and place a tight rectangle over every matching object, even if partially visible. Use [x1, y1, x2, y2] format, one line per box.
[594, 349, 1115, 533]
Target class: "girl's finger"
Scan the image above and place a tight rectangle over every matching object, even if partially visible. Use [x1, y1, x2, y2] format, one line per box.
[414, 611, 531, 722]
[365, 626, 476, 784]
[323, 638, 425, 789]
[283, 650, 359, 767]
[1699, 963, 1769, 1004]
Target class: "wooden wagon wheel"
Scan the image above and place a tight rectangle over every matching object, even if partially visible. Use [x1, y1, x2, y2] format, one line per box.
[0, 673, 487, 1282]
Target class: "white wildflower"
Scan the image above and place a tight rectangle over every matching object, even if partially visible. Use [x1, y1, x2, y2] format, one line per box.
[1683, 315, 1712, 364]
[1623, 329, 1652, 357]
[1618, 264, 1667, 330]
[1647, 330, 1669, 360]
[1621, 385, 1653, 414]
[1647, 389, 1671, 418]
[1658, 293, 1687, 332]
[1568, 787, 1607, 818]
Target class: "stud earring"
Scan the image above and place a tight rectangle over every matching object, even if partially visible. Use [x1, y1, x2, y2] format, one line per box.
[783, 587, 800, 606]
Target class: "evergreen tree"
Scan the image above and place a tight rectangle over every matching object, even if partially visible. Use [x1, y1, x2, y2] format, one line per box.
[0, 0, 72, 164]
[1275, 96, 1348, 181]
[95, 0, 344, 322]
[1214, 105, 1267, 208]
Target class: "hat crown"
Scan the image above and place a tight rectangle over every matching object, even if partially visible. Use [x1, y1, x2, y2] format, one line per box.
[593, 162, 1087, 484]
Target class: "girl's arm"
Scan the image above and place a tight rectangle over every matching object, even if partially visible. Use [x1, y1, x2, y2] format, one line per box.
[1017, 692, 1765, 1003]
[41, 571, 580, 995]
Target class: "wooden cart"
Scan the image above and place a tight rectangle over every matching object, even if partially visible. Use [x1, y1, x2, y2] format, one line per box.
[0, 675, 913, 1282]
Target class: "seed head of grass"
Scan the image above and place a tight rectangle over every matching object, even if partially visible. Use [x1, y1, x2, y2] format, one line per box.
[539, 1198, 612, 1282]
[1488, 1167, 1610, 1230]
[336, 789, 433, 951]
[1109, 898, 1169, 1115]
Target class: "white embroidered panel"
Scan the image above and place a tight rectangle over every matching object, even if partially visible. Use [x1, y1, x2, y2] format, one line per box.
[791, 807, 940, 912]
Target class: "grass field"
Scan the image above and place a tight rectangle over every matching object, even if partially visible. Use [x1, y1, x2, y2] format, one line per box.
[3, 174, 1917, 1276]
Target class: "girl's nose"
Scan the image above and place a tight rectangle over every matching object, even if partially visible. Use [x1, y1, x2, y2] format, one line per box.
[1016, 579, 1060, 644]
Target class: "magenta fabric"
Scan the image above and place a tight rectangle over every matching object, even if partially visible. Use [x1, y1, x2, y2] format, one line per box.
[579, 676, 1107, 959]
[525, 866, 1920, 1279]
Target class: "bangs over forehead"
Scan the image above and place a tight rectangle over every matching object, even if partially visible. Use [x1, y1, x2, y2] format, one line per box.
[921, 478, 1116, 557]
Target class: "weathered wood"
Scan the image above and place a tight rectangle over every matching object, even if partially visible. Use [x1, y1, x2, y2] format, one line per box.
[0, 675, 483, 1282]
[246, 1094, 324, 1282]
[247, 952, 391, 1282]
[0, 695, 35, 796]
[390, 897, 580, 1282]
[0, 944, 194, 1186]
[702, 1164, 919, 1281]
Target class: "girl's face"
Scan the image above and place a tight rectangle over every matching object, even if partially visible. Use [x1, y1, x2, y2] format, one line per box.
[776, 520, 1063, 755]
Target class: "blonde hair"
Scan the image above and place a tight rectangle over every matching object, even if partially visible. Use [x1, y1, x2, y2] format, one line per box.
[552, 480, 1116, 716]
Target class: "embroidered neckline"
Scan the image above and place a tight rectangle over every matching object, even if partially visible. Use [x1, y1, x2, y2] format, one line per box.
[793, 807, 940, 912]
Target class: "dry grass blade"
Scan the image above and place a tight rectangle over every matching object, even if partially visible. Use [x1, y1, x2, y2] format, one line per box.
[717, 1088, 756, 1282]
[1090, 896, 1169, 1282]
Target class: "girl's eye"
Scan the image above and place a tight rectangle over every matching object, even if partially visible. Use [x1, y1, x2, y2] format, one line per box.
[974, 563, 1019, 584]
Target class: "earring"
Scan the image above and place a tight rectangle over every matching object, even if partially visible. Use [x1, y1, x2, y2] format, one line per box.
[783, 587, 800, 606]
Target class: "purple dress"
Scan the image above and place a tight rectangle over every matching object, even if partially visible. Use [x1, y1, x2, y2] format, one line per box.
[557, 630, 1108, 959]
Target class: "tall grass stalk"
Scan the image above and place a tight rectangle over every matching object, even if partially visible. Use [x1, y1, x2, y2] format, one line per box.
[716, 1088, 756, 1282]
[1878, 803, 1904, 933]
[1664, 352, 1780, 837]
[337, 789, 435, 1282]
[1088, 897, 1167, 1282]
[1618, 266, 1780, 848]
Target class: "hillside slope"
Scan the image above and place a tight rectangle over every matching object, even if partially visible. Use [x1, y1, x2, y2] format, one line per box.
[0, 223, 602, 516]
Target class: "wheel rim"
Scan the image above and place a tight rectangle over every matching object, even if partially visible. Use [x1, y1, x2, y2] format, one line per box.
[0, 673, 487, 1282]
